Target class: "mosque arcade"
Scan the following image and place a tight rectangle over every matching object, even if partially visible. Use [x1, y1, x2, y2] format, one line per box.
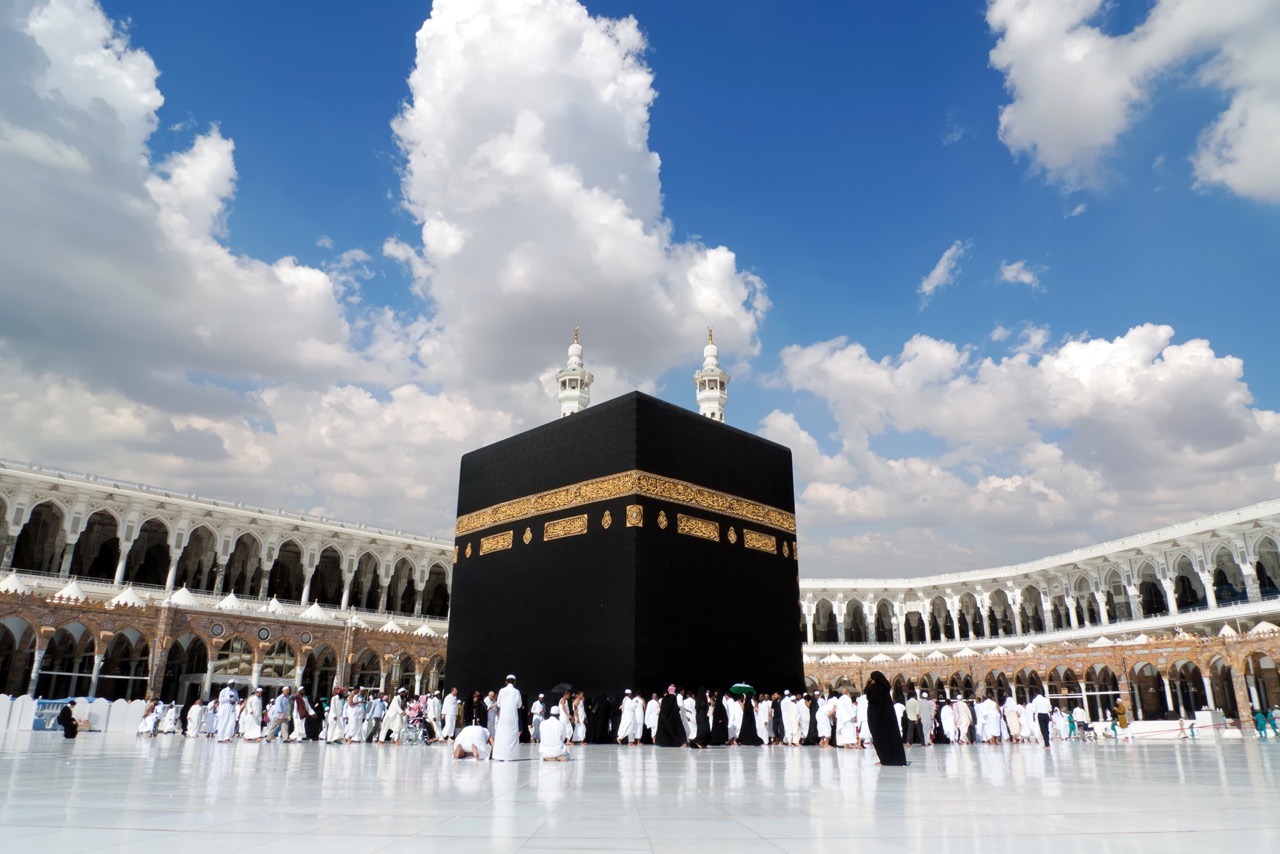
[1, 333, 1278, 730]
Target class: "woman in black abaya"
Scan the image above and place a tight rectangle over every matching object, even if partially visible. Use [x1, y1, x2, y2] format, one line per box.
[802, 694, 819, 745]
[587, 694, 614, 743]
[736, 694, 763, 746]
[655, 686, 687, 747]
[707, 690, 729, 746]
[690, 687, 712, 748]
[864, 671, 908, 766]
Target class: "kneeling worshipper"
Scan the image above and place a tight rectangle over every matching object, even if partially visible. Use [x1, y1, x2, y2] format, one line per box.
[453, 723, 493, 760]
[863, 671, 908, 766]
[57, 699, 78, 739]
[655, 686, 688, 746]
[539, 706, 572, 761]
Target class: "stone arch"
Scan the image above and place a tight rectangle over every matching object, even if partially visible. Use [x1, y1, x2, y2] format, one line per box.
[1020, 586, 1045, 633]
[1171, 555, 1207, 612]
[1210, 547, 1248, 605]
[36, 623, 95, 698]
[223, 532, 263, 596]
[267, 539, 305, 602]
[1135, 563, 1167, 618]
[305, 646, 339, 698]
[388, 557, 418, 617]
[1243, 651, 1278, 713]
[125, 518, 171, 587]
[212, 637, 255, 685]
[812, 598, 837, 644]
[902, 608, 925, 644]
[1129, 661, 1169, 720]
[0, 615, 36, 695]
[947, 670, 975, 699]
[310, 545, 344, 608]
[1102, 568, 1131, 622]
[351, 648, 381, 689]
[11, 500, 66, 574]
[69, 509, 121, 581]
[928, 596, 954, 642]
[1047, 665, 1081, 709]
[352, 553, 382, 611]
[1073, 576, 1100, 626]
[1255, 535, 1280, 599]
[844, 601, 868, 643]
[174, 525, 218, 591]
[1013, 667, 1043, 705]
[984, 670, 1011, 702]
[987, 589, 1014, 636]
[889, 674, 908, 704]
[1084, 664, 1120, 720]
[158, 634, 207, 704]
[1167, 659, 1206, 718]
[957, 592, 983, 640]
[1208, 655, 1239, 718]
[100, 628, 150, 701]
[873, 600, 896, 643]
[423, 564, 450, 618]
[260, 640, 298, 684]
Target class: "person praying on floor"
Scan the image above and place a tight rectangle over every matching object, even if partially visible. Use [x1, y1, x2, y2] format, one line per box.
[539, 706, 571, 761]
[453, 723, 493, 760]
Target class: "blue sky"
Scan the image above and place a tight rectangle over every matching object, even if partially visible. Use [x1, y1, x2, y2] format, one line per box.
[2, 0, 1278, 576]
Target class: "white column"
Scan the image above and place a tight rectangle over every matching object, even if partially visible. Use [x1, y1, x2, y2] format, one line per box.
[163, 554, 181, 591]
[340, 575, 353, 611]
[251, 663, 263, 691]
[300, 570, 314, 607]
[295, 665, 306, 690]
[1161, 579, 1178, 614]
[1240, 561, 1261, 602]
[1094, 592, 1110, 625]
[89, 653, 105, 697]
[113, 538, 137, 585]
[1163, 678, 1176, 718]
[58, 539, 78, 577]
[414, 670, 423, 696]
[0, 531, 16, 570]
[1198, 573, 1218, 609]
[414, 588, 425, 616]
[1125, 585, 1141, 620]
[1065, 598, 1080, 629]
[1202, 675, 1215, 711]
[924, 614, 934, 644]
[803, 602, 815, 645]
[27, 645, 45, 696]
[203, 662, 215, 701]
[832, 599, 848, 643]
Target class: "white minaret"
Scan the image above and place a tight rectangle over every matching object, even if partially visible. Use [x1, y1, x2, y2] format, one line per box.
[556, 327, 593, 417]
[693, 327, 729, 422]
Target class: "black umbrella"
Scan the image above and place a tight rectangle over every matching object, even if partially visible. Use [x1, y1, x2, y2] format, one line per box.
[550, 682, 574, 695]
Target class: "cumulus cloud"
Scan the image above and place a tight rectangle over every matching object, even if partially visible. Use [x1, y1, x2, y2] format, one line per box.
[389, 0, 768, 394]
[776, 323, 1280, 576]
[0, 0, 771, 538]
[998, 259, 1042, 289]
[987, 0, 1280, 202]
[918, 239, 969, 302]
[1066, 202, 1087, 218]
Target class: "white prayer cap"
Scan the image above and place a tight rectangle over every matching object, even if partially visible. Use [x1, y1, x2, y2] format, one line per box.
[783, 690, 790, 695]
[549, 706, 561, 715]
[228, 679, 236, 685]
[398, 687, 407, 693]
[624, 689, 632, 695]
[538, 693, 544, 698]
[506, 674, 517, 681]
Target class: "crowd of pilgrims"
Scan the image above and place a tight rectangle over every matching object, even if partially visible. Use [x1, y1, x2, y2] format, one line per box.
[126, 670, 1102, 766]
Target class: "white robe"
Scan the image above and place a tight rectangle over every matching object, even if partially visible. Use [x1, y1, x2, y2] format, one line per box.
[645, 698, 660, 739]
[755, 698, 772, 743]
[816, 697, 833, 740]
[682, 697, 698, 740]
[186, 703, 206, 737]
[492, 683, 521, 760]
[343, 699, 366, 741]
[539, 715, 570, 760]
[159, 705, 178, 734]
[726, 696, 742, 741]
[616, 696, 639, 742]
[441, 693, 459, 738]
[857, 694, 872, 743]
[203, 702, 220, 736]
[530, 699, 545, 741]
[781, 697, 799, 744]
[216, 687, 240, 740]
[940, 703, 957, 742]
[381, 694, 406, 742]
[835, 694, 857, 746]
[326, 694, 345, 742]
[977, 699, 1001, 741]
[241, 695, 263, 739]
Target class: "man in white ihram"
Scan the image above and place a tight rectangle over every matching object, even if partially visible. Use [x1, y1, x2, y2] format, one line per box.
[216, 679, 240, 743]
[492, 674, 523, 761]
[441, 688, 459, 741]
[539, 705, 571, 761]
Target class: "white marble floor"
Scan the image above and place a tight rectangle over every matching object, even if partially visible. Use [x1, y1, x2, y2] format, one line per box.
[1, 734, 1276, 853]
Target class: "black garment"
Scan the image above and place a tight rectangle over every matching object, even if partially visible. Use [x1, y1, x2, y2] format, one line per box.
[737, 697, 763, 746]
[463, 695, 479, 726]
[803, 698, 819, 745]
[654, 694, 687, 746]
[1038, 712, 1051, 747]
[693, 691, 711, 746]
[707, 694, 729, 745]
[864, 672, 908, 766]
[771, 699, 784, 742]
[57, 704, 78, 739]
[587, 695, 614, 744]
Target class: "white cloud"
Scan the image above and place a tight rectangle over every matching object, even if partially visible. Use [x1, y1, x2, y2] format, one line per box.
[987, 0, 1280, 202]
[998, 259, 1042, 289]
[990, 325, 1012, 342]
[1066, 202, 1087, 218]
[778, 324, 1280, 576]
[942, 123, 966, 146]
[918, 239, 969, 302]
[389, 0, 768, 392]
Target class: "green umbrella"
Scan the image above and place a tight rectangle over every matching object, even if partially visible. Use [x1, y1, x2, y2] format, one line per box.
[729, 683, 754, 695]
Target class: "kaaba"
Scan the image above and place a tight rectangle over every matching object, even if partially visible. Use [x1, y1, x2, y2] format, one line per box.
[447, 391, 804, 698]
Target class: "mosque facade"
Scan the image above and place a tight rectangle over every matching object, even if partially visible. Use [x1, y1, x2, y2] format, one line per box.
[1, 334, 1278, 725]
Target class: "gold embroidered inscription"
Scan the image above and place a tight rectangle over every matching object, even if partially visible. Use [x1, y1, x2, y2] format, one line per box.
[544, 514, 589, 541]
[522, 527, 532, 545]
[744, 530, 776, 554]
[625, 504, 643, 527]
[677, 514, 719, 542]
[601, 510, 612, 529]
[727, 527, 738, 544]
[479, 531, 513, 555]
[657, 510, 668, 529]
